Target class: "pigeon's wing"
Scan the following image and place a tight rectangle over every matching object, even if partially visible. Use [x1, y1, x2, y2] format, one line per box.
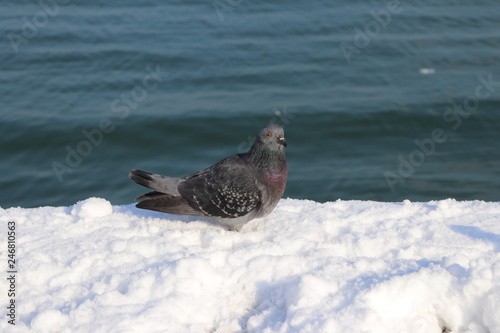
[178, 156, 261, 219]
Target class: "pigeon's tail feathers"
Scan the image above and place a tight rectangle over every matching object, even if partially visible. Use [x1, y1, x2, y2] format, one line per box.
[129, 169, 182, 196]
[134, 191, 166, 201]
[135, 195, 203, 216]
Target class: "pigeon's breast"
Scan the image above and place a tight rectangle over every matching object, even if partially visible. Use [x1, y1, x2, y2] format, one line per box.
[263, 170, 287, 191]
[255, 168, 287, 218]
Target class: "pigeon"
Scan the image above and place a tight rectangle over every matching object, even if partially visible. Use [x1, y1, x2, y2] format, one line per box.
[129, 123, 288, 231]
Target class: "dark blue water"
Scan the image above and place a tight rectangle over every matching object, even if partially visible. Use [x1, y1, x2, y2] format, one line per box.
[1, 0, 499, 208]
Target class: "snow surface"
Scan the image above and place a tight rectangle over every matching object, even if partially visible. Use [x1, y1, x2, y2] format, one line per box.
[1, 197, 499, 333]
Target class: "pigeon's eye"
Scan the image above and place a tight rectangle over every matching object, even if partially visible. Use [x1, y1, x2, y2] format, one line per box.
[267, 132, 273, 137]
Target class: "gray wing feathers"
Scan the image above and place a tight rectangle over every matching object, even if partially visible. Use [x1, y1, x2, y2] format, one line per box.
[178, 158, 261, 219]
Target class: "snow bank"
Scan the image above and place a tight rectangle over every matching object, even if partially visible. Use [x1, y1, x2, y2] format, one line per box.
[1, 198, 499, 333]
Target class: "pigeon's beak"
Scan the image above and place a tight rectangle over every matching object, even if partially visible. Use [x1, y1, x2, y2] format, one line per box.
[278, 137, 287, 147]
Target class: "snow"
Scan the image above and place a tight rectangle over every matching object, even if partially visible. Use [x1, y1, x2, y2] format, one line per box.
[1, 197, 499, 333]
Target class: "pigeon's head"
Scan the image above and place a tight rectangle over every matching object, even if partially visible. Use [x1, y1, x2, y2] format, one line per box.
[257, 124, 287, 151]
